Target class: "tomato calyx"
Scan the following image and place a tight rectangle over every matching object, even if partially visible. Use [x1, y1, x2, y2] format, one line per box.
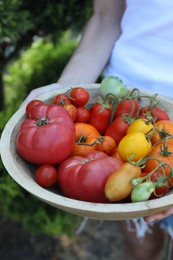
[36, 117, 49, 127]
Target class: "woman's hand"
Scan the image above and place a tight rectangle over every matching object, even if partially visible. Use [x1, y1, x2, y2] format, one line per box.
[144, 207, 173, 222]
[21, 83, 62, 106]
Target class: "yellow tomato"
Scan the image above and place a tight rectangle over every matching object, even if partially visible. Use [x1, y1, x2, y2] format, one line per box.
[118, 132, 152, 162]
[126, 119, 154, 136]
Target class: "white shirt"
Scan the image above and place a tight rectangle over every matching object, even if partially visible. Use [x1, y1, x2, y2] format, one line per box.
[104, 0, 173, 98]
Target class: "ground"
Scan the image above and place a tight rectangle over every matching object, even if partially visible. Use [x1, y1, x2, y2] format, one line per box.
[0, 215, 170, 260]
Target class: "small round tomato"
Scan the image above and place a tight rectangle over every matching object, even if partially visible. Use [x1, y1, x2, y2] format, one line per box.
[151, 120, 173, 145]
[100, 76, 128, 98]
[96, 135, 117, 156]
[118, 132, 152, 162]
[70, 87, 90, 106]
[126, 119, 154, 136]
[139, 106, 170, 122]
[26, 100, 44, 115]
[75, 106, 90, 123]
[140, 171, 169, 199]
[64, 104, 77, 122]
[144, 143, 173, 185]
[72, 122, 100, 156]
[35, 164, 57, 188]
[52, 93, 71, 106]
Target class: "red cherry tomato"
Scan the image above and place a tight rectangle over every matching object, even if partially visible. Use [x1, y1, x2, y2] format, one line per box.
[139, 106, 170, 121]
[35, 164, 57, 188]
[26, 100, 44, 115]
[70, 87, 90, 106]
[75, 106, 90, 123]
[52, 93, 71, 106]
[64, 104, 77, 122]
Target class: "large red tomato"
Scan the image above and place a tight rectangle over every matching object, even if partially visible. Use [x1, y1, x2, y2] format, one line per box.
[57, 150, 123, 203]
[16, 103, 75, 165]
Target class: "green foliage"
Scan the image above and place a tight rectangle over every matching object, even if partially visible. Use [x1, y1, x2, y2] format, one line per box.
[0, 163, 81, 236]
[0, 35, 82, 236]
[4, 32, 77, 106]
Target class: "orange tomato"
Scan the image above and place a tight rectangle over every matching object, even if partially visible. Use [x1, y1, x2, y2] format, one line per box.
[152, 120, 173, 145]
[72, 123, 100, 156]
[96, 136, 117, 156]
[144, 143, 173, 186]
[64, 104, 77, 122]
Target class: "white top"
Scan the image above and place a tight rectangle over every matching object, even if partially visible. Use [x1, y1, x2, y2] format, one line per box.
[104, 0, 173, 98]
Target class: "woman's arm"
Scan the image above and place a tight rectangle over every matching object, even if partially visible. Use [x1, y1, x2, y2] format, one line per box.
[58, 0, 126, 84]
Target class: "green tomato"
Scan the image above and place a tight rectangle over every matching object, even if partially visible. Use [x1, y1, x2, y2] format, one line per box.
[100, 76, 128, 98]
[131, 182, 155, 202]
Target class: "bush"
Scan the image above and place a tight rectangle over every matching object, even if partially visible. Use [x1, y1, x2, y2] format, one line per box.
[0, 33, 82, 236]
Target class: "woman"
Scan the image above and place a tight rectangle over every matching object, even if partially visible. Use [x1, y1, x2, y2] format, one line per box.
[22, 1, 173, 259]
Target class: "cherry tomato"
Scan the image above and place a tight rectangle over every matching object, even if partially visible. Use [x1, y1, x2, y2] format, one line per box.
[105, 116, 130, 145]
[140, 171, 169, 199]
[118, 132, 152, 162]
[151, 120, 173, 145]
[96, 135, 117, 156]
[75, 106, 90, 123]
[52, 93, 71, 106]
[144, 143, 173, 185]
[35, 164, 57, 188]
[113, 99, 139, 119]
[64, 104, 77, 122]
[26, 100, 44, 115]
[139, 106, 170, 122]
[100, 76, 128, 98]
[70, 87, 90, 106]
[89, 101, 112, 135]
[72, 122, 100, 156]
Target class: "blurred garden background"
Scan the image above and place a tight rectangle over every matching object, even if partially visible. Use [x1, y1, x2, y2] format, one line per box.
[0, 1, 125, 259]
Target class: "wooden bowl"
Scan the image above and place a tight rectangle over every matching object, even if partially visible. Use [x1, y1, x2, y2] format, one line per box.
[1, 83, 173, 220]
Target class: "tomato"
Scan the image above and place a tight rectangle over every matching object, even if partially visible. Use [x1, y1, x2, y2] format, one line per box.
[118, 132, 152, 162]
[100, 76, 128, 98]
[96, 135, 117, 156]
[64, 104, 77, 122]
[89, 101, 112, 135]
[144, 143, 173, 185]
[111, 148, 124, 162]
[139, 106, 170, 122]
[16, 103, 75, 165]
[72, 122, 100, 156]
[34, 164, 57, 188]
[52, 93, 71, 106]
[26, 100, 44, 115]
[151, 120, 173, 145]
[70, 87, 90, 106]
[113, 99, 139, 119]
[131, 182, 155, 202]
[57, 150, 123, 202]
[105, 116, 130, 145]
[140, 171, 169, 199]
[75, 106, 90, 123]
[126, 118, 154, 136]
[105, 162, 141, 202]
